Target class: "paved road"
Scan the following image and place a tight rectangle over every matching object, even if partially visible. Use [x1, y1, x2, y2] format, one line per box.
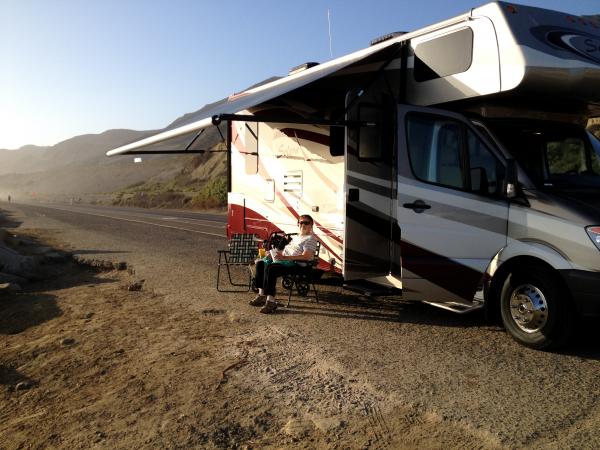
[15, 201, 227, 237]
[3, 200, 600, 448]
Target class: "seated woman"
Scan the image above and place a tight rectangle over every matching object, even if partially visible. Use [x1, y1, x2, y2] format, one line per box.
[250, 214, 318, 314]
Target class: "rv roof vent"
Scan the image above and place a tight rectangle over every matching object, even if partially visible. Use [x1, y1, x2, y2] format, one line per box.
[288, 62, 319, 76]
[370, 31, 407, 46]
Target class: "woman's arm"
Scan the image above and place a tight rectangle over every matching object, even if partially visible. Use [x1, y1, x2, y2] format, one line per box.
[276, 249, 314, 262]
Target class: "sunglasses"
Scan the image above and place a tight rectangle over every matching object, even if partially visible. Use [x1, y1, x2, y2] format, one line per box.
[298, 220, 312, 226]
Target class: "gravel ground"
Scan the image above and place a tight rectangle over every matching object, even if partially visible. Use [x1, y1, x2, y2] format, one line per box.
[2, 202, 600, 449]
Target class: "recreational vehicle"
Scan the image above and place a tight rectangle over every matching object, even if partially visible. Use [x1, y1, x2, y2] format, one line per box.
[108, 1, 600, 349]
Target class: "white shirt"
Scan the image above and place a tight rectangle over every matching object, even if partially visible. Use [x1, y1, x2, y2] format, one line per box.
[282, 233, 318, 257]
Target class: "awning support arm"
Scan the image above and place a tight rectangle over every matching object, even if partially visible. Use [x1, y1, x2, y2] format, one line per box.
[184, 128, 206, 151]
[216, 123, 226, 142]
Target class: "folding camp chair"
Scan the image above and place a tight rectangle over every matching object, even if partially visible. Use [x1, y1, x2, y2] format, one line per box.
[282, 241, 321, 307]
[216, 233, 258, 292]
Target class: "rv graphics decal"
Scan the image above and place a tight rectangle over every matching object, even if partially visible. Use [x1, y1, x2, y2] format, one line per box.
[531, 25, 600, 64]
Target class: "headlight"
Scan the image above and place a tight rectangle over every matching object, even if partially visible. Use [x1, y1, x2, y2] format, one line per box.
[586, 226, 600, 251]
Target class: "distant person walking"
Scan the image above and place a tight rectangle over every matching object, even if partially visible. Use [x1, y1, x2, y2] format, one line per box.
[7, 195, 11, 203]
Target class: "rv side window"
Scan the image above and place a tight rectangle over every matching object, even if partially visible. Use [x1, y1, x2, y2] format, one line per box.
[413, 28, 473, 82]
[264, 179, 275, 202]
[244, 122, 259, 174]
[406, 114, 505, 196]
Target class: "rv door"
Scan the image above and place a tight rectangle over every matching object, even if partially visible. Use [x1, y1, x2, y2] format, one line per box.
[397, 105, 509, 304]
[343, 91, 401, 287]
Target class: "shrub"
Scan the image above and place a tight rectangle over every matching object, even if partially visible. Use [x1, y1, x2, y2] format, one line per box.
[191, 176, 227, 209]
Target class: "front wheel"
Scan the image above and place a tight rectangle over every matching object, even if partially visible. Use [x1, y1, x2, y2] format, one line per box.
[500, 268, 573, 350]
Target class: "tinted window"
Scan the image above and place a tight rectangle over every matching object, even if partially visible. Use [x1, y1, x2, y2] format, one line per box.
[487, 121, 600, 190]
[467, 129, 505, 195]
[407, 114, 504, 196]
[547, 138, 587, 175]
[407, 115, 465, 189]
[590, 132, 600, 174]
[414, 28, 473, 82]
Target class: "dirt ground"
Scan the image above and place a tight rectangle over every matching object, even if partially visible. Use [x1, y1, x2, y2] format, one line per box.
[0, 227, 503, 450]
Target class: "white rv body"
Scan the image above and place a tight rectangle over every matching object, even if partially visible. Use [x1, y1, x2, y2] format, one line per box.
[108, 2, 600, 348]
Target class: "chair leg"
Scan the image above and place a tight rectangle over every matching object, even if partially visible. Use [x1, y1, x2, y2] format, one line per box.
[224, 254, 235, 286]
[216, 252, 224, 292]
[216, 251, 252, 293]
[287, 280, 293, 307]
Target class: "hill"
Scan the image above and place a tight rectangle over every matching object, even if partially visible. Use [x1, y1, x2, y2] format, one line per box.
[0, 108, 228, 207]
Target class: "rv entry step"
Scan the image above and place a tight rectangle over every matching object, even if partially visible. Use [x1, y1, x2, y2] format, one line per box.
[343, 280, 402, 297]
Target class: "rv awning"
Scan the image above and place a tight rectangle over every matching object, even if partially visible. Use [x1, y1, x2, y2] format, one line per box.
[106, 37, 404, 156]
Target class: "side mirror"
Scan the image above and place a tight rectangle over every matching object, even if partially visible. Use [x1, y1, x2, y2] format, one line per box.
[505, 158, 518, 199]
[329, 125, 345, 156]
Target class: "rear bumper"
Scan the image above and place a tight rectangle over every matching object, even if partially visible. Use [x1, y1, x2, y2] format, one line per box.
[560, 270, 600, 317]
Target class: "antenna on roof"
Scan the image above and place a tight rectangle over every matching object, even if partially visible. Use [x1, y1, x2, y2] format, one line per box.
[327, 9, 333, 58]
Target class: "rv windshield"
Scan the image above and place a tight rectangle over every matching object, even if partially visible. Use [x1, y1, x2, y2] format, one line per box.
[487, 121, 600, 190]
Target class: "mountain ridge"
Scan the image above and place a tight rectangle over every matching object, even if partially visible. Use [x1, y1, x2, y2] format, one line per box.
[0, 103, 228, 203]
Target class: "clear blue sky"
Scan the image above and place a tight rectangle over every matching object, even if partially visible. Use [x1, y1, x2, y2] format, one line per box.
[1, 0, 598, 150]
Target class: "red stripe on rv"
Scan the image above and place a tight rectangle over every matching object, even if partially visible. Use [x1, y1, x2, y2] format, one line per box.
[280, 128, 330, 147]
[274, 191, 342, 263]
[279, 128, 341, 198]
[229, 120, 343, 254]
[228, 202, 341, 273]
[256, 159, 343, 247]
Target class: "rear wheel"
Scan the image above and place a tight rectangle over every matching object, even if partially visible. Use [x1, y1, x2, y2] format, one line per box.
[296, 282, 310, 296]
[500, 267, 573, 350]
[281, 276, 294, 290]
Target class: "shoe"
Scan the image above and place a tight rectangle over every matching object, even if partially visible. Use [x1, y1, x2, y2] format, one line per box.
[260, 300, 278, 314]
[249, 295, 266, 306]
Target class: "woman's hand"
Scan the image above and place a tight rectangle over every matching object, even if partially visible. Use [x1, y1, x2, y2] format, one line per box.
[272, 250, 284, 261]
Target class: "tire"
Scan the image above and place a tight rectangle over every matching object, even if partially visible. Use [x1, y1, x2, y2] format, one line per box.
[296, 282, 310, 296]
[500, 267, 573, 350]
[281, 276, 294, 290]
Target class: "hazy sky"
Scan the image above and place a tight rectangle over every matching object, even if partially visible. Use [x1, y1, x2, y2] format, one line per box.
[1, 0, 598, 150]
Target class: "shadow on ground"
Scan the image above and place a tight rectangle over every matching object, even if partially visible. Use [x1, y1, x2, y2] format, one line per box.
[282, 286, 600, 360]
[0, 208, 22, 230]
[0, 208, 123, 334]
[0, 263, 120, 334]
[0, 293, 62, 335]
[0, 365, 35, 387]
[282, 286, 488, 328]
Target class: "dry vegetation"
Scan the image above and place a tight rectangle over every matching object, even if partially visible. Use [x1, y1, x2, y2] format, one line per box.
[111, 151, 227, 210]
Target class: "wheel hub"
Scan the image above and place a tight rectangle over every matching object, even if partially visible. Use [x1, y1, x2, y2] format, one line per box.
[509, 284, 548, 333]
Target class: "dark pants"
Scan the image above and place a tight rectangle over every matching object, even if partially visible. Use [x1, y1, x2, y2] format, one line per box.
[255, 260, 295, 296]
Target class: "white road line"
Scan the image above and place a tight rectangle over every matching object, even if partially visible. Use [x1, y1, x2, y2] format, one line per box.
[30, 204, 226, 238]
[78, 208, 223, 224]
[160, 217, 225, 228]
